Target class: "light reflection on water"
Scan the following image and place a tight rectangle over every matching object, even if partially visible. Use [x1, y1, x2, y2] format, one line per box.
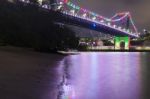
[57, 52, 142, 99]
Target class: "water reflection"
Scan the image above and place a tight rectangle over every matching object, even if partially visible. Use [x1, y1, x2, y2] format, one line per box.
[57, 57, 75, 99]
[140, 52, 150, 99]
[58, 52, 142, 99]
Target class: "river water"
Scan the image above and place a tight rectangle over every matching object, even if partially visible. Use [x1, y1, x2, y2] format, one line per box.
[57, 52, 150, 99]
[0, 49, 150, 99]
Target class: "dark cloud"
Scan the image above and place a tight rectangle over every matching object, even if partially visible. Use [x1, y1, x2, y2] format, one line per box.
[71, 0, 150, 32]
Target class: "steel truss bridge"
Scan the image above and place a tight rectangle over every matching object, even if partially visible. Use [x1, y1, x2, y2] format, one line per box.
[10, 0, 140, 38]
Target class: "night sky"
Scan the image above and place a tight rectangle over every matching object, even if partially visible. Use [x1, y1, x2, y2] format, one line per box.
[72, 0, 150, 32]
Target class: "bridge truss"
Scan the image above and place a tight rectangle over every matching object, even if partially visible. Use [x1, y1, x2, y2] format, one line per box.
[12, 0, 140, 38]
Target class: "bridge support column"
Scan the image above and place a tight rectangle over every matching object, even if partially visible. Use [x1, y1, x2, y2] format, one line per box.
[114, 36, 130, 50]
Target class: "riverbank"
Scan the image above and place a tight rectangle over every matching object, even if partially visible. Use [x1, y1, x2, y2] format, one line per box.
[80, 46, 150, 52]
[83, 49, 150, 52]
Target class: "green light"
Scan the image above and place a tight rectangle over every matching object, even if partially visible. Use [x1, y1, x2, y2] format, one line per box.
[115, 36, 130, 50]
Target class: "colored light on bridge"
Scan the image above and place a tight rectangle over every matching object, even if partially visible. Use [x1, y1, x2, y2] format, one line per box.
[100, 20, 104, 23]
[70, 9, 75, 15]
[92, 17, 96, 20]
[115, 36, 130, 50]
[64, 0, 68, 3]
[82, 13, 87, 18]
[113, 25, 117, 28]
[118, 26, 122, 30]
[107, 22, 111, 26]
[59, 2, 63, 4]
[93, 23, 96, 27]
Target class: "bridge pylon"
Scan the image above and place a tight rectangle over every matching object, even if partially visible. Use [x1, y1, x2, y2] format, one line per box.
[114, 36, 130, 50]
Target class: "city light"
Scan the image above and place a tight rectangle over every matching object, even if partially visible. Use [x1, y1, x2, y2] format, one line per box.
[93, 23, 96, 27]
[57, 5, 63, 10]
[82, 13, 87, 18]
[59, 2, 63, 5]
[118, 26, 122, 30]
[107, 22, 111, 26]
[113, 25, 117, 28]
[38, 0, 42, 5]
[92, 17, 96, 20]
[70, 9, 75, 15]
[100, 20, 104, 23]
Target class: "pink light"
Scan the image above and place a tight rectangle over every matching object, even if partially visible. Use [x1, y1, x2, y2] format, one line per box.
[80, 8, 87, 12]
[63, 0, 68, 3]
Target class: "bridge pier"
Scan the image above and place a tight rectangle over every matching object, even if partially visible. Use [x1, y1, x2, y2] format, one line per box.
[114, 36, 130, 50]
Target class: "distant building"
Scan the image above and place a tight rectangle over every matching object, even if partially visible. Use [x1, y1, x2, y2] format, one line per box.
[96, 40, 103, 46]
